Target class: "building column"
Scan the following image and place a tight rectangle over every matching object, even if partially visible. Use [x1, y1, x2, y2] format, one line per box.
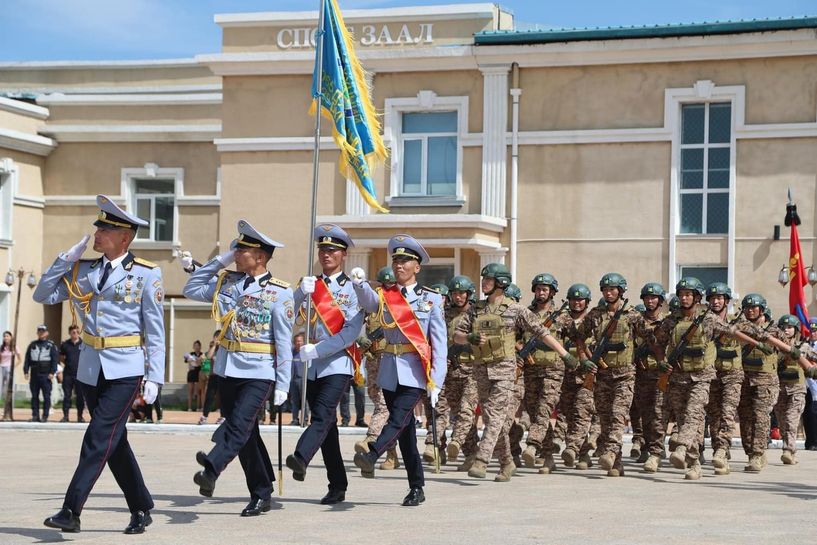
[478, 248, 508, 269]
[480, 64, 510, 219]
[346, 249, 372, 276]
[345, 180, 371, 216]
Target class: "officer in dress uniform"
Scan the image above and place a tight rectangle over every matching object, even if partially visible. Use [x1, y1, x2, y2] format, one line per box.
[36, 195, 165, 534]
[183, 220, 293, 517]
[350, 234, 447, 507]
[284, 224, 364, 505]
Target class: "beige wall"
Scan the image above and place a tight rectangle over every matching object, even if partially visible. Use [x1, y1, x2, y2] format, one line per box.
[46, 104, 221, 126]
[0, 66, 218, 91]
[0, 110, 41, 134]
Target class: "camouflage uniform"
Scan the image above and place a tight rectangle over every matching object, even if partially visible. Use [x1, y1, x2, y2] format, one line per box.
[577, 306, 646, 472]
[557, 312, 596, 463]
[737, 321, 781, 460]
[362, 313, 389, 441]
[455, 295, 554, 470]
[705, 313, 744, 456]
[773, 343, 810, 456]
[632, 311, 667, 457]
[504, 377, 526, 461]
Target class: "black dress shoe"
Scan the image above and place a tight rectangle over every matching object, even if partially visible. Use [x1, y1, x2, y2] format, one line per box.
[285, 454, 307, 481]
[124, 511, 152, 534]
[354, 420, 367, 427]
[194, 469, 217, 497]
[241, 498, 272, 517]
[353, 450, 378, 473]
[195, 450, 211, 470]
[43, 507, 81, 532]
[320, 489, 346, 505]
[402, 487, 425, 507]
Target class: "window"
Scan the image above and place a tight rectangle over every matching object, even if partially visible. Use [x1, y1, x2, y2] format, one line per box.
[679, 266, 727, 288]
[679, 102, 731, 234]
[133, 178, 175, 242]
[400, 111, 457, 197]
[417, 264, 455, 288]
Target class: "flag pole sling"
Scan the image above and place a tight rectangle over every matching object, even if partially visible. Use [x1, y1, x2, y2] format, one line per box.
[302, 0, 326, 428]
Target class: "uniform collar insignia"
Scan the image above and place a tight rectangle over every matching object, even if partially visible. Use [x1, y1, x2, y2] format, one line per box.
[258, 272, 272, 287]
[122, 252, 135, 271]
[337, 272, 349, 286]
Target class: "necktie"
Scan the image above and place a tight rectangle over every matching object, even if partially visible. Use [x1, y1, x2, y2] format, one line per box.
[323, 276, 331, 285]
[401, 286, 408, 298]
[97, 262, 112, 291]
[243, 276, 254, 290]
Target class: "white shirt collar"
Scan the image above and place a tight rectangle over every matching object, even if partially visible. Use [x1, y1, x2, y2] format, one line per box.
[399, 282, 417, 294]
[322, 271, 343, 283]
[102, 252, 128, 270]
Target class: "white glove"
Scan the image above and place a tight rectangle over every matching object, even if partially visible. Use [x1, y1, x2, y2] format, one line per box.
[62, 235, 90, 263]
[143, 380, 159, 405]
[180, 250, 194, 271]
[301, 276, 317, 294]
[299, 343, 318, 361]
[216, 249, 235, 266]
[428, 386, 441, 408]
[273, 389, 288, 406]
[350, 267, 366, 285]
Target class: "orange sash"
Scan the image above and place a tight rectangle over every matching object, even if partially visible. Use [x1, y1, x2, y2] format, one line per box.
[380, 285, 435, 388]
[311, 278, 364, 386]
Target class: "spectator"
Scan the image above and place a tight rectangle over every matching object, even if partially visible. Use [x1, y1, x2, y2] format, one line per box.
[198, 341, 212, 417]
[23, 325, 58, 422]
[185, 340, 203, 411]
[289, 333, 309, 426]
[59, 325, 86, 423]
[145, 383, 163, 424]
[0, 331, 20, 403]
[804, 318, 817, 450]
[198, 330, 224, 425]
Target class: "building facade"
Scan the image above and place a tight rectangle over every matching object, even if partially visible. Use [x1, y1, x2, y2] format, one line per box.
[1, 3, 816, 382]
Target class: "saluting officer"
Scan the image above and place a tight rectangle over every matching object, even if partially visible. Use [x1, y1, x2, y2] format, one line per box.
[285, 224, 364, 505]
[351, 234, 447, 507]
[184, 220, 293, 516]
[37, 195, 165, 534]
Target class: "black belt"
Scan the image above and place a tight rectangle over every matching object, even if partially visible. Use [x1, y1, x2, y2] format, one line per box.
[682, 347, 705, 358]
[30, 362, 52, 373]
[717, 349, 738, 359]
[605, 342, 627, 353]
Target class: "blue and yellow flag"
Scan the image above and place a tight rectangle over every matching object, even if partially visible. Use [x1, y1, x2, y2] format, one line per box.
[311, 0, 388, 213]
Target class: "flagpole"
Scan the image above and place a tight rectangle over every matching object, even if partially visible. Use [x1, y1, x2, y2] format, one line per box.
[302, 0, 326, 428]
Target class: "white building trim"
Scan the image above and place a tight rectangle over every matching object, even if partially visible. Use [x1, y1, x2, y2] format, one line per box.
[353, 237, 502, 250]
[0, 84, 222, 97]
[0, 96, 49, 120]
[215, 136, 338, 152]
[480, 64, 510, 219]
[39, 124, 221, 143]
[0, 128, 56, 156]
[317, 213, 506, 232]
[0, 58, 199, 70]
[36, 93, 222, 106]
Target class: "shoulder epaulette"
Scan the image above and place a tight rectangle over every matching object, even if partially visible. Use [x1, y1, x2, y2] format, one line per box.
[133, 257, 158, 269]
[268, 277, 290, 288]
[421, 285, 439, 294]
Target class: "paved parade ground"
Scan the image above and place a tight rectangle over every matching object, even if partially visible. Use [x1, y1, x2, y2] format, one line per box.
[1, 426, 815, 545]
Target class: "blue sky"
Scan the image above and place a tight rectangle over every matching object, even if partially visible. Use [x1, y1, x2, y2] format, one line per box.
[0, 0, 814, 61]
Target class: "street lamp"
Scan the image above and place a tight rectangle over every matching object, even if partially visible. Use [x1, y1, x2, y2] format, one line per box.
[777, 266, 789, 287]
[807, 266, 817, 287]
[3, 268, 37, 421]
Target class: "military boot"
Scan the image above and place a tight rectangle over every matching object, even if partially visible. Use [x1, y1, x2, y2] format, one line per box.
[760, 452, 768, 468]
[711, 448, 727, 469]
[422, 444, 436, 463]
[538, 454, 557, 475]
[781, 450, 796, 465]
[354, 437, 375, 454]
[714, 463, 730, 476]
[575, 452, 593, 470]
[630, 440, 642, 459]
[643, 454, 661, 473]
[468, 460, 488, 479]
[521, 445, 538, 468]
[669, 445, 688, 470]
[495, 461, 516, 482]
[637, 449, 650, 463]
[668, 431, 680, 452]
[744, 455, 763, 473]
[561, 447, 577, 468]
[446, 440, 460, 462]
[598, 452, 616, 471]
[607, 458, 624, 477]
[456, 454, 476, 472]
[684, 462, 702, 481]
[379, 448, 401, 470]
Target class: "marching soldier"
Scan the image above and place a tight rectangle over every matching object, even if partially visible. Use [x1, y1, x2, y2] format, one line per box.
[285, 224, 364, 505]
[351, 234, 447, 506]
[453, 263, 585, 482]
[37, 195, 164, 534]
[355, 267, 400, 472]
[184, 220, 293, 516]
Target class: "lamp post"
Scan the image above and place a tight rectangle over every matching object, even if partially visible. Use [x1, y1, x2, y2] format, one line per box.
[3, 268, 37, 421]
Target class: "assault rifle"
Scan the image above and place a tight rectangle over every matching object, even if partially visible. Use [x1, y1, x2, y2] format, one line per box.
[582, 299, 629, 390]
[658, 308, 710, 392]
[517, 300, 569, 364]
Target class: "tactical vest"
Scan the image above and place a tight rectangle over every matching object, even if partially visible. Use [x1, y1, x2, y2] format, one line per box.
[634, 337, 659, 370]
[778, 350, 805, 385]
[473, 298, 517, 365]
[596, 312, 632, 367]
[714, 314, 741, 371]
[523, 306, 560, 366]
[742, 344, 777, 374]
[670, 316, 716, 372]
[447, 310, 475, 367]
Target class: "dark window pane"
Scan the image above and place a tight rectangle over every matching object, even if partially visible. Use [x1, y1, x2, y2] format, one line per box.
[708, 147, 730, 170]
[154, 197, 174, 242]
[708, 170, 730, 189]
[416, 264, 455, 288]
[402, 111, 457, 134]
[681, 170, 703, 189]
[135, 178, 174, 194]
[709, 103, 732, 144]
[135, 198, 151, 240]
[402, 139, 422, 194]
[427, 136, 456, 195]
[682, 104, 705, 144]
[707, 193, 729, 234]
[680, 266, 727, 287]
[681, 193, 703, 234]
[682, 148, 703, 170]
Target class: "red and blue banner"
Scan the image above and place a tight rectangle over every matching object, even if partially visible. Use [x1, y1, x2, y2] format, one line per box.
[787, 204, 811, 337]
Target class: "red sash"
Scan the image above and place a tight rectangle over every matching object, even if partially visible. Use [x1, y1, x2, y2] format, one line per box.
[380, 285, 435, 388]
[311, 278, 364, 386]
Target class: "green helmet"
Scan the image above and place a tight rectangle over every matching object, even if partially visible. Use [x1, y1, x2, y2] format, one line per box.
[376, 266, 396, 284]
[596, 298, 608, 309]
[481, 262, 512, 289]
[566, 283, 592, 301]
[741, 293, 767, 312]
[640, 282, 666, 300]
[778, 314, 801, 329]
[706, 282, 732, 300]
[599, 272, 627, 292]
[531, 273, 558, 293]
[765, 308, 773, 322]
[447, 275, 475, 294]
[634, 303, 647, 313]
[675, 276, 705, 298]
[430, 283, 449, 297]
[667, 295, 681, 311]
[505, 283, 522, 302]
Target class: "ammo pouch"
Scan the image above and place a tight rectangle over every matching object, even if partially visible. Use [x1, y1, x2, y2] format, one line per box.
[778, 367, 802, 383]
[474, 314, 514, 365]
[606, 342, 626, 352]
[602, 342, 632, 368]
[743, 350, 776, 373]
[530, 340, 560, 366]
[449, 345, 475, 367]
[717, 349, 738, 359]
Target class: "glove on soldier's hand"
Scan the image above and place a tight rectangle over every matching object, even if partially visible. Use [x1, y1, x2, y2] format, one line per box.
[560, 352, 579, 371]
[143, 381, 159, 405]
[350, 267, 366, 285]
[805, 366, 817, 379]
[755, 342, 775, 355]
[789, 346, 802, 359]
[273, 390, 288, 406]
[300, 276, 317, 295]
[580, 359, 597, 373]
[61, 235, 91, 263]
[467, 333, 481, 346]
[657, 361, 672, 373]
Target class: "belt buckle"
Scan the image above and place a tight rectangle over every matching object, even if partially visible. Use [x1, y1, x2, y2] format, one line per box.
[387, 345, 399, 356]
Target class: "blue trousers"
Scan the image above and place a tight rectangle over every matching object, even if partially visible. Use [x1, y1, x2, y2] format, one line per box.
[372, 385, 425, 489]
[29, 372, 52, 420]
